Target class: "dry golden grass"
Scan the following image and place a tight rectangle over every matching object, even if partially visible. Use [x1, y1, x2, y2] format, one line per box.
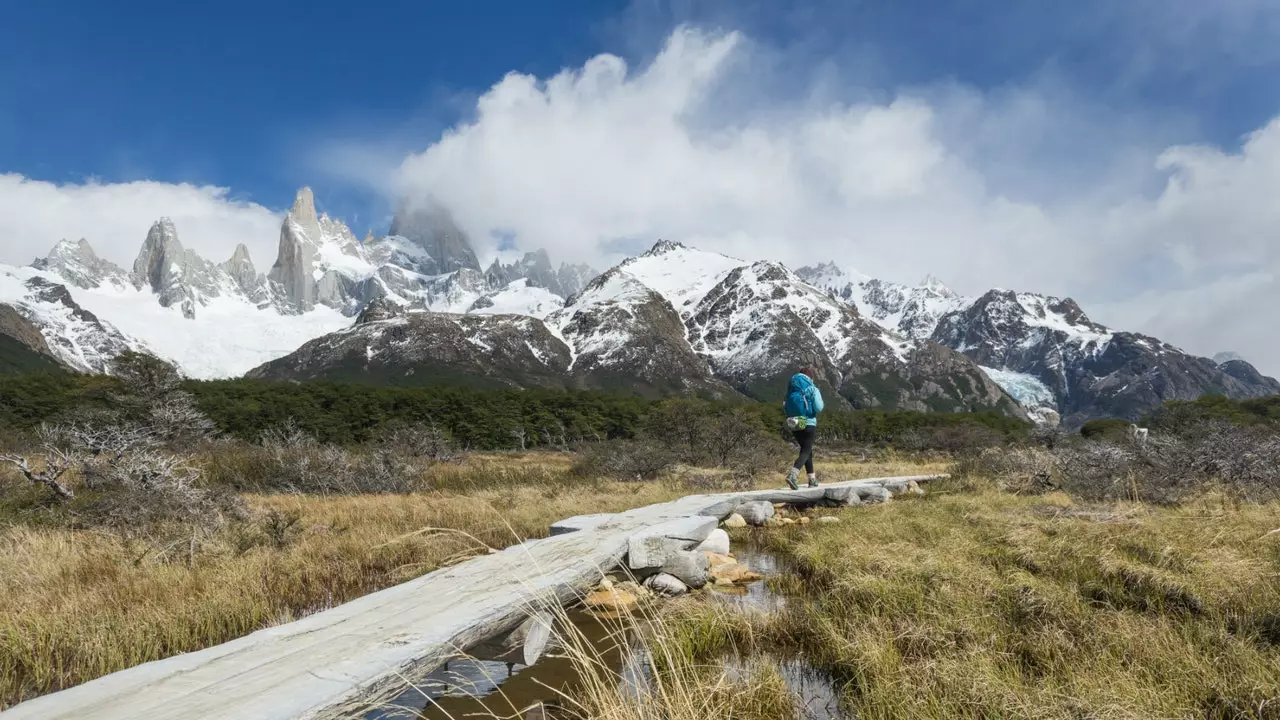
[0, 449, 935, 709]
[663, 481, 1280, 719]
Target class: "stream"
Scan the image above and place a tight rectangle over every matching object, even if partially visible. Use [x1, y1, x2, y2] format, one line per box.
[364, 545, 846, 720]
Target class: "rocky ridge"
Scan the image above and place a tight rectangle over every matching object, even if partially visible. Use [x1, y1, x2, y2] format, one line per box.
[798, 264, 1280, 427]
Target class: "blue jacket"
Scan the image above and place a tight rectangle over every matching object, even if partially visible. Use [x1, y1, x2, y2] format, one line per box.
[783, 373, 824, 427]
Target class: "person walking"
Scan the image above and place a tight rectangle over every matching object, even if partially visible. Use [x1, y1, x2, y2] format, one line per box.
[783, 367, 824, 489]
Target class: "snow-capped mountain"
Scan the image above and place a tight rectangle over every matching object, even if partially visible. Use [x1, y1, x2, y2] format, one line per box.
[0, 188, 595, 379]
[255, 240, 1027, 416]
[4, 185, 1277, 427]
[797, 263, 1280, 427]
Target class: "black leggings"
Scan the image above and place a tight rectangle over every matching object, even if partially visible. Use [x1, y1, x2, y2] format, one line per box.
[791, 426, 816, 473]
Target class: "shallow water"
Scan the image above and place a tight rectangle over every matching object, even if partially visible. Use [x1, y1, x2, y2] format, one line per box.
[364, 543, 845, 719]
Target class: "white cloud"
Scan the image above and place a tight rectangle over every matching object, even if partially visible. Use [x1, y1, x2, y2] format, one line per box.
[382, 26, 1280, 374]
[0, 174, 282, 272]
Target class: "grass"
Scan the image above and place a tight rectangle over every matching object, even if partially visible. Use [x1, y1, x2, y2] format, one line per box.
[659, 480, 1280, 719]
[0, 449, 936, 709]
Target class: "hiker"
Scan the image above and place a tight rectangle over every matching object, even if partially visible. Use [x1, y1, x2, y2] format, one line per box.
[783, 367, 824, 489]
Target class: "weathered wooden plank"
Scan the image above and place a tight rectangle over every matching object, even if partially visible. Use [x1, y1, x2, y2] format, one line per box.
[0, 475, 945, 720]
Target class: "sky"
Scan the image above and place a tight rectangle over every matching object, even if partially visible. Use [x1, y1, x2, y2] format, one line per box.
[2, 0, 1280, 371]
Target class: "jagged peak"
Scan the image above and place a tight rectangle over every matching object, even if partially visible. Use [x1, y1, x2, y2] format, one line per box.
[290, 187, 318, 221]
[919, 273, 957, 297]
[224, 243, 254, 267]
[355, 295, 406, 325]
[1214, 351, 1245, 365]
[643, 239, 686, 256]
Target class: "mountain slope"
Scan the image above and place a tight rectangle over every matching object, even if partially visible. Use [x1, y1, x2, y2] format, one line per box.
[0, 304, 65, 374]
[800, 264, 1280, 426]
[550, 268, 735, 397]
[246, 302, 573, 389]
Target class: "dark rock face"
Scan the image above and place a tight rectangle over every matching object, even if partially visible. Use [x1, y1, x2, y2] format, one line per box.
[387, 200, 481, 276]
[686, 261, 1024, 416]
[247, 312, 573, 389]
[0, 303, 62, 373]
[552, 270, 734, 398]
[20, 277, 136, 373]
[485, 250, 597, 300]
[931, 289, 1280, 427]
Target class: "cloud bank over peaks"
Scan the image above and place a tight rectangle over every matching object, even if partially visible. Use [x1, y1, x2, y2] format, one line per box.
[0, 174, 283, 270]
[380, 25, 1280, 373]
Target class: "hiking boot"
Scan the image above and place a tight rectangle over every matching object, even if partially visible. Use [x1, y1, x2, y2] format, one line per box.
[807, 476, 819, 488]
[785, 468, 800, 490]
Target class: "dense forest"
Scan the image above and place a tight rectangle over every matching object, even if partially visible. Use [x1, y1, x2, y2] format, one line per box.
[0, 371, 1033, 450]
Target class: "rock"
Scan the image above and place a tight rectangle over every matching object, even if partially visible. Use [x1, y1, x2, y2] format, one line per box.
[694, 528, 731, 556]
[907, 480, 926, 496]
[625, 537, 687, 571]
[708, 558, 764, 584]
[856, 486, 892, 504]
[583, 587, 639, 614]
[703, 551, 736, 567]
[823, 486, 860, 505]
[781, 517, 797, 526]
[626, 516, 718, 569]
[660, 550, 710, 589]
[798, 517, 811, 525]
[816, 516, 841, 524]
[643, 573, 689, 597]
[723, 513, 747, 529]
[765, 517, 784, 528]
[616, 580, 652, 599]
[737, 500, 776, 526]
[773, 502, 787, 509]
[598, 577, 614, 591]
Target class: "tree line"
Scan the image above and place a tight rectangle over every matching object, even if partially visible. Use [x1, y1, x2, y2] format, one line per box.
[0, 371, 1036, 450]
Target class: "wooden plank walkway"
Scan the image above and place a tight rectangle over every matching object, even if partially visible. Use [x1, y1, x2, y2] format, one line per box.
[0, 475, 941, 720]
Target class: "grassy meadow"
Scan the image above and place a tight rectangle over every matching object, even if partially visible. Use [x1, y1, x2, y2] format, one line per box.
[0, 449, 936, 709]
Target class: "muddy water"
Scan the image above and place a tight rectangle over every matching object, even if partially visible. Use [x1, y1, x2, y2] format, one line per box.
[364, 544, 846, 720]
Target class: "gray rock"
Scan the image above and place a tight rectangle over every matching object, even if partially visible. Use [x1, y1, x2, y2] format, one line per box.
[737, 500, 776, 526]
[550, 513, 616, 536]
[643, 572, 690, 597]
[626, 516, 717, 569]
[856, 486, 892, 504]
[388, 198, 481, 275]
[723, 513, 747, 529]
[823, 487, 861, 505]
[660, 550, 710, 589]
[694, 529, 730, 556]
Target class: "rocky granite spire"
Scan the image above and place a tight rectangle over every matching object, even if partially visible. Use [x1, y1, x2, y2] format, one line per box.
[133, 218, 199, 318]
[220, 243, 269, 304]
[268, 188, 322, 313]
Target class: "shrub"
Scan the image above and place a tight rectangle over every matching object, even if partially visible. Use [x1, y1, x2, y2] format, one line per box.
[571, 439, 676, 481]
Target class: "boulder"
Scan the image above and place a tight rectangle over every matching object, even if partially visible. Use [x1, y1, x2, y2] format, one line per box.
[626, 516, 719, 569]
[643, 573, 690, 597]
[907, 480, 926, 496]
[798, 517, 811, 526]
[856, 486, 892, 504]
[824, 486, 861, 506]
[737, 501, 776, 526]
[723, 513, 748, 529]
[660, 550, 710, 589]
[695, 529, 731, 555]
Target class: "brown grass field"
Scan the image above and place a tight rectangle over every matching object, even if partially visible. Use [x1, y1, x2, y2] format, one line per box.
[0, 451, 936, 709]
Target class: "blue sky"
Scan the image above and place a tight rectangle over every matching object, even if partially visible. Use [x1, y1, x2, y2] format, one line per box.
[3, 0, 1280, 369]
[5, 0, 1277, 220]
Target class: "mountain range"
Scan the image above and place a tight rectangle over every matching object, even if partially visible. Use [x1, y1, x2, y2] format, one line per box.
[2, 187, 1276, 428]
